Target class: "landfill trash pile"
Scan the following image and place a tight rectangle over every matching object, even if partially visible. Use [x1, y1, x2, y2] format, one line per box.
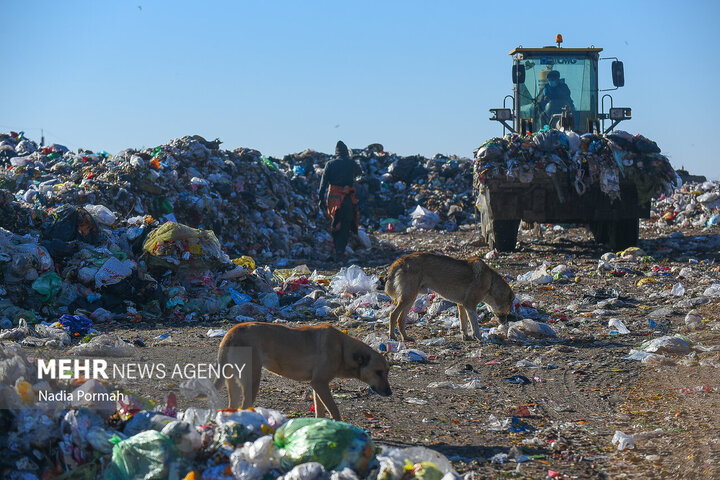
[0, 130, 475, 331]
[650, 179, 720, 228]
[276, 146, 475, 232]
[1, 132, 474, 250]
[473, 130, 677, 203]
[0, 345, 460, 480]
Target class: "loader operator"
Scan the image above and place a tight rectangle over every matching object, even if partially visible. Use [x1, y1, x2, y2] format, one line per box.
[318, 141, 361, 263]
[538, 70, 575, 126]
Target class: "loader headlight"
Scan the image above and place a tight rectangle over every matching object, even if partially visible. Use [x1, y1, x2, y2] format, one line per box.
[609, 107, 631, 120]
[490, 108, 512, 121]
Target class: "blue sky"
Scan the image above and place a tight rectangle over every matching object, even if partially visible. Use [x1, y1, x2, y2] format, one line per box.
[2, 1, 718, 178]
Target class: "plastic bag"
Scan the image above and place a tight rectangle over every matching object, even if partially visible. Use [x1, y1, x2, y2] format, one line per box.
[34, 323, 71, 345]
[273, 418, 377, 475]
[62, 407, 105, 448]
[31, 272, 62, 301]
[71, 379, 117, 412]
[330, 265, 379, 295]
[230, 435, 281, 480]
[95, 256, 134, 289]
[84, 204, 117, 226]
[392, 349, 428, 363]
[377, 446, 457, 480]
[88, 425, 124, 454]
[640, 336, 690, 355]
[703, 284, 720, 298]
[232, 256, 256, 271]
[216, 409, 269, 436]
[611, 430, 635, 450]
[409, 205, 440, 230]
[253, 407, 287, 431]
[608, 318, 630, 334]
[514, 319, 556, 337]
[69, 334, 135, 357]
[684, 310, 703, 330]
[123, 411, 177, 437]
[516, 265, 553, 284]
[104, 430, 192, 480]
[142, 221, 229, 270]
[357, 228, 372, 249]
[532, 130, 568, 152]
[160, 421, 202, 457]
[284, 462, 327, 480]
[179, 378, 224, 410]
[58, 314, 94, 335]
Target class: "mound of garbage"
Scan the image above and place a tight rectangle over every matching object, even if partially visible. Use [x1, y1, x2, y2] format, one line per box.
[0, 129, 477, 333]
[473, 130, 678, 203]
[651, 179, 720, 228]
[0, 132, 473, 251]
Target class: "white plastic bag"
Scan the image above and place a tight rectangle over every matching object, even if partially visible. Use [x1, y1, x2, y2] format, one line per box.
[409, 205, 440, 230]
[608, 318, 630, 334]
[69, 334, 135, 357]
[95, 257, 134, 289]
[517, 265, 553, 284]
[230, 435, 280, 480]
[84, 204, 117, 226]
[330, 265, 379, 295]
[516, 319, 556, 337]
[612, 430, 634, 450]
[357, 228, 372, 249]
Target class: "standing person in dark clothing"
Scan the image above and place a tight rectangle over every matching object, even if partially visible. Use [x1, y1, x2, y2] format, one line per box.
[318, 141, 362, 262]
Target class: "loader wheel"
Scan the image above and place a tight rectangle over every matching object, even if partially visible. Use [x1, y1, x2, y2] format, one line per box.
[490, 219, 520, 252]
[589, 221, 610, 244]
[608, 218, 639, 251]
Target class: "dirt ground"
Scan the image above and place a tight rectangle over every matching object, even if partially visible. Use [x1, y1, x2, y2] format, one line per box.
[28, 224, 720, 479]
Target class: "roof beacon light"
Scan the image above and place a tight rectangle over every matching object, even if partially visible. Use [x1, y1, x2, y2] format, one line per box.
[555, 34, 563, 47]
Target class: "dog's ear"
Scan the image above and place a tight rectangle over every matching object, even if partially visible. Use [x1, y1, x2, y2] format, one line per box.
[353, 351, 370, 367]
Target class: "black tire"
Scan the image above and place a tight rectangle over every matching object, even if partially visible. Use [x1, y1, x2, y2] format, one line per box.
[491, 219, 520, 252]
[608, 218, 639, 251]
[589, 221, 610, 244]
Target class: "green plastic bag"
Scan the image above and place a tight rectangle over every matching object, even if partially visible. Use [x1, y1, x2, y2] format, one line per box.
[31, 272, 62, 302]
[273, 418, 377, 475]
[261, 155, 279, 171]
[103, 430, 191, 480]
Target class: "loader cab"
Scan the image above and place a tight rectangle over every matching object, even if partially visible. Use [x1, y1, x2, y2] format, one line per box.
[513, 47, 601, 134]
[490, 37, 629, 135]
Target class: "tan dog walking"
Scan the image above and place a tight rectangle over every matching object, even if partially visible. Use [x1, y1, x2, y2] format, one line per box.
[216, 322, 391, 421]
[385, 252, 514, 342]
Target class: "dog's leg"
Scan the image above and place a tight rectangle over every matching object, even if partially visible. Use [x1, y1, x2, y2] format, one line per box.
[457, 305, 474, 341]
[388, 300, 399, 340]
[312, 390, 328, 418]
[225, 376, 242, 409]
[311, 381, 341, 420]
[241, 361, 262, 409]
[395, 298, 415, 343]
[464, 304, 482, 339]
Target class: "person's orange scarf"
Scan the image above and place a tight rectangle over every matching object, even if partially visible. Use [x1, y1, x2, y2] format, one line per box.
[326, 185, 359, 232]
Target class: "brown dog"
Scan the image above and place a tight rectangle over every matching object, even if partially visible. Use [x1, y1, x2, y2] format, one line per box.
[385, 252, 514, 342]
[216, 322, 391, 421]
